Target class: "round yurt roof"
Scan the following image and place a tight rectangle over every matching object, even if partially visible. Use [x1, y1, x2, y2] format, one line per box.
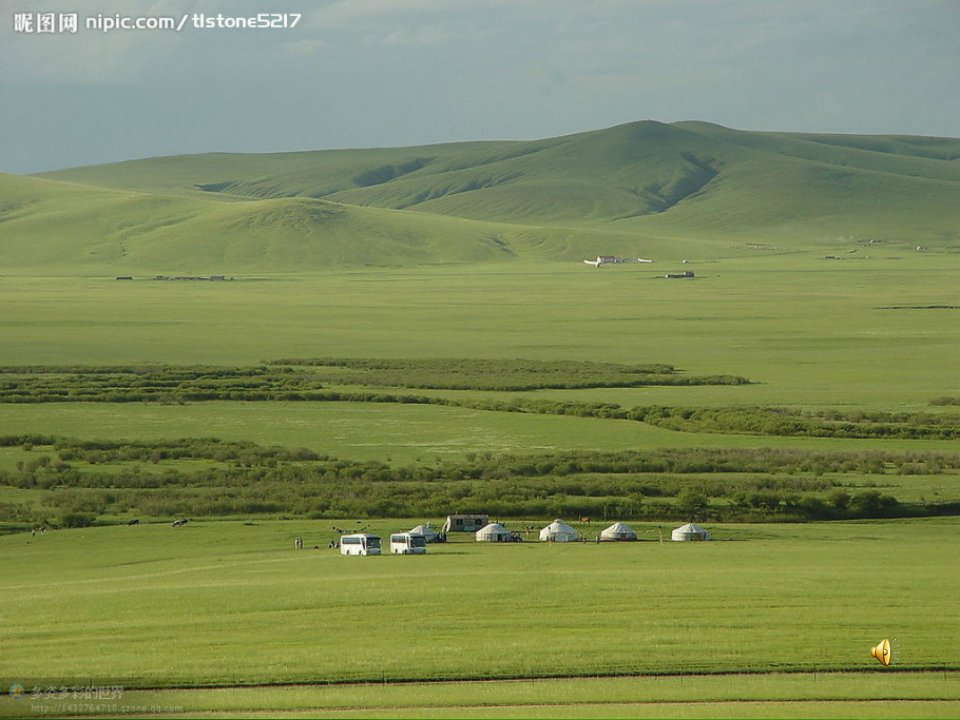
[539, 519, 578, 541]
[476, 522, 511, 540]
[408, 524, 439, 539]
[671, 522, 710, 541]
[600, 521, 637, 540]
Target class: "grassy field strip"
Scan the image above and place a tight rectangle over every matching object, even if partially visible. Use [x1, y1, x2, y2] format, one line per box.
[1, 258, 959, 410]
[3, 402, 960, 467]
[0, 554, 306, 593]
[3, 672, 957, 718]
[0, 401, 659, 464]
[2, 520, 957, 690]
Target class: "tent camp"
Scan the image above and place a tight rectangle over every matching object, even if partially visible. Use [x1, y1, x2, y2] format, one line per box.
[671, 522, 710, 541]
[600, 521, 637, 542]
[476, 523, 514, 542]
[408, 524, 441, 543]
[539, 519, 578, 542]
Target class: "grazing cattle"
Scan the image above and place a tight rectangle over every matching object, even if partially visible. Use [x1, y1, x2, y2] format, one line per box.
[171, 518, 188, 528]
[128, 519, 140, 526]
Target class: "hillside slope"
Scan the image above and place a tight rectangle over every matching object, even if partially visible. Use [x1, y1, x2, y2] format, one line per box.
[13, 121, 960, 271]
[0, 173, 588, 273]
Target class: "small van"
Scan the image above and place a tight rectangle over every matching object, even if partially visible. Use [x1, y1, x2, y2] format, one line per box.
[340, 533, 381, 556]
[390, 532, 427, 555]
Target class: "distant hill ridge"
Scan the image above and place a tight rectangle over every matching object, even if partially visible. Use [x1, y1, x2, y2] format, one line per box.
[1, 120, 957, 271]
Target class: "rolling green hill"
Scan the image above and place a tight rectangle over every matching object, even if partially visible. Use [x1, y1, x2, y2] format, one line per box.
[0, 173, 583, 273]
[4, 121, 958, 272]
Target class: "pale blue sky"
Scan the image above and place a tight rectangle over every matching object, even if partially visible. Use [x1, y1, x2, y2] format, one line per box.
[1, 0, 958, 174]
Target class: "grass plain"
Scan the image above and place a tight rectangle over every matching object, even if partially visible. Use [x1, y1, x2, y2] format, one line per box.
[1, 251, 958, 404]
[2, 254, 960, 716]
[2, 121, 960, 716]
[6, 675, 959, 718]
[1, 518, 958, 718]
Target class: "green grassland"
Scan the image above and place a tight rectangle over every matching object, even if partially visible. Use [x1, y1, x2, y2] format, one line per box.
[0, 252, 958, 403]
[2, 121, 960, 715]
[2, 254, 960, 529]
[8, 675, 956, 719]
[6, 675, 958, 718]
[0, 519, 957, 717]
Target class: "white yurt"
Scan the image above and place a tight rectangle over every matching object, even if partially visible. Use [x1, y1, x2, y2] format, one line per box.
[476, 523, 513, 542]
[671, 522, 710, 541]
[600, 521, 637, 542]
[539, 519, 578, 542]
[408, 524, 440, 543]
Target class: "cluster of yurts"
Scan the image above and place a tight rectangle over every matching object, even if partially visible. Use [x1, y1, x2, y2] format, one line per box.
[415, 519, 710, 543]
[517, 519, 709, 542]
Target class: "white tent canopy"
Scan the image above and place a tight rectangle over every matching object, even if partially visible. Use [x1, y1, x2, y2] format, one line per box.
[600, 521, 637, 541]
[539, 519, 578, 542]
[671, 522, 710, 541]
[476, 523, 513, 542]
[408, 524, 440, 543]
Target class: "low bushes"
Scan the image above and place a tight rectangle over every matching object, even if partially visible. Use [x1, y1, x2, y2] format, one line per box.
[3, 436, 954, 526]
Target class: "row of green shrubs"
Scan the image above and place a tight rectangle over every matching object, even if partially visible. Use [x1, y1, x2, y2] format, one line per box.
[0, 360, 750, 404]
[267, 357, 751, 390]
[639, 405, 960, 440]
[0, 365, 313, 403]
[1, 485, 919, 531]
[6, 435, 960, 481]
[3, 436, 957, 528]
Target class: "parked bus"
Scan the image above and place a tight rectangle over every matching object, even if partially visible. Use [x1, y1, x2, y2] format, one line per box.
[390, 532, 427, 555]
[339, 533, 381, 556]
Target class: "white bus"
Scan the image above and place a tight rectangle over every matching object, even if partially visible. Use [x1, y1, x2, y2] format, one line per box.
[390, 532, 427, 555]
[339, 533, 381, 556]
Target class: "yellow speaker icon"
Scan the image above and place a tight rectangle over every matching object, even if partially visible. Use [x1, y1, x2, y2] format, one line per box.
[871, 638, 891, 666]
